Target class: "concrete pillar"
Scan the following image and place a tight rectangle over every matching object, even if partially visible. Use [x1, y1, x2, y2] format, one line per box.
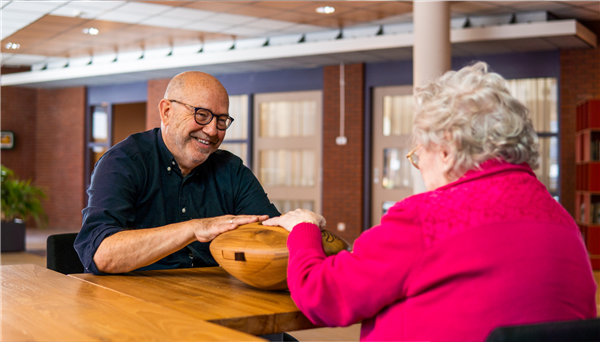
[412, 1, 451, 194]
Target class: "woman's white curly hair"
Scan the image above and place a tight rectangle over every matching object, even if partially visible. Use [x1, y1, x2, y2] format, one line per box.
[413, 61, 539, 176]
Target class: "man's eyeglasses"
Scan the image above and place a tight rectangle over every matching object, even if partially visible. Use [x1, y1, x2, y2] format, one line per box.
[168, 99, 234, 131]
[406, 144, 421, 170]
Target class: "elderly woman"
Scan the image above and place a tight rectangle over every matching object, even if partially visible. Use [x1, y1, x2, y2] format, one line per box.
[263, 62, 597, 341]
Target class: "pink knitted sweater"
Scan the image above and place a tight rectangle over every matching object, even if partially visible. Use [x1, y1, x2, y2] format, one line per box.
[287, 161, 597, 341]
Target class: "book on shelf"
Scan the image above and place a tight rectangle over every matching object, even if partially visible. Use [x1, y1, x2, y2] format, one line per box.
[592, 139, 600, 161]
[594, 203, 600, 224]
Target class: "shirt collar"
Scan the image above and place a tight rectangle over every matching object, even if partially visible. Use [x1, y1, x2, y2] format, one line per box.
[156, 128, 180, 176]
[156, 128, 203, 177]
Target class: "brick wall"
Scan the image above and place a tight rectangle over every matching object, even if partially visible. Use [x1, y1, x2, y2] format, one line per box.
[36, 87, 86, 229]
[146, 79, 170, 130]
[1, 66, 31, 74]
[560, 46, 600, 218]
[1, 86, 38, 181]
[322, 64, 365, 244]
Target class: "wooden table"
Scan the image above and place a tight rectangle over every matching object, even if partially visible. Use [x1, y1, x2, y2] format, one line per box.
[70, 267, 315, 335]
[1, 264, 266, 341]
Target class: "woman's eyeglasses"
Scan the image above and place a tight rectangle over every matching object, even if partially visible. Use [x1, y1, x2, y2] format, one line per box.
[406, 144, 421, 169]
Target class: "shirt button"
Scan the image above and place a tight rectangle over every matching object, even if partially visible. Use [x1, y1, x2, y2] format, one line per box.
[167, 167, 171, 171]
[182, 207, 186, 213]
[172, 161, 176, 165]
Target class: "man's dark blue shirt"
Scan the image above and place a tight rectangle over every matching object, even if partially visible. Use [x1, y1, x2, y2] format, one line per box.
[75, 128, 279, 274]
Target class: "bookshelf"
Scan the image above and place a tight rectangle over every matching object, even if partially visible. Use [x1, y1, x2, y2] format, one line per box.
[575, 99, 600, 270]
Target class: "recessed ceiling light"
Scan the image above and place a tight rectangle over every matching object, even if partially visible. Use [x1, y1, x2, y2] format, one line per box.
[316, 6, 335, 14]
[5, 42, 20, 49]
[82, 28, 99, 35]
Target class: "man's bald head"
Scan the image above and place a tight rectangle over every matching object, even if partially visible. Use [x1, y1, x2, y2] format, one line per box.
[164, 71, 228, 103]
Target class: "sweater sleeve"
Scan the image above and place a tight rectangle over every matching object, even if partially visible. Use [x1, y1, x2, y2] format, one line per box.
[286, 196, 425, 327]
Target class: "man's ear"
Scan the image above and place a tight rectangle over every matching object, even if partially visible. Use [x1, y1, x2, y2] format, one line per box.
[158, 99, 172, 126]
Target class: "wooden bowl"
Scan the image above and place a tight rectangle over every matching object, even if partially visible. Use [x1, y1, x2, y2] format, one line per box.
[210, 222, 350, 290]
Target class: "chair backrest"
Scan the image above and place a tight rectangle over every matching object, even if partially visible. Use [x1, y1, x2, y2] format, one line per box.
[485, 318, 600, 342]
[46, 233, 84, 274]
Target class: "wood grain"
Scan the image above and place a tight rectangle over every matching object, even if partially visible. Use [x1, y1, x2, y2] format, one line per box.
[70, 267, 316, 335]
[210, 222, 351, 290]
[1, 264, 264, 341]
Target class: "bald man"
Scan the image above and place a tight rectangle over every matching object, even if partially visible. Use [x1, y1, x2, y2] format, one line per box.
[75, 72, 280, 274]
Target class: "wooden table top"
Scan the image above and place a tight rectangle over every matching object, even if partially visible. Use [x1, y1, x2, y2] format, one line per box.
[70, 266, 315, 335]
[1, 264, 264, 342]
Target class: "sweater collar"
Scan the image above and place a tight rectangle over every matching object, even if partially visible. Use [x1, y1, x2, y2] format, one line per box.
[436, 159, 535, 191]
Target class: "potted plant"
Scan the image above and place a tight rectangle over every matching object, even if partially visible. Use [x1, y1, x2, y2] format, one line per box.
[1, 165, 47, 252]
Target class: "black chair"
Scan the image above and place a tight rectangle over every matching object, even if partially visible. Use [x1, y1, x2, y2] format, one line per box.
[486, 318, 600, 342]
[46, 233, 84, 274]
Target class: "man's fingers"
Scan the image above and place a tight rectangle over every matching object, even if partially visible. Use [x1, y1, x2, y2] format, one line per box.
[229, 215, 270, 227]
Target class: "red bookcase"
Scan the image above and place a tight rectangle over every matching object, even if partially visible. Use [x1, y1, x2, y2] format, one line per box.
[575, 99, 600, 270]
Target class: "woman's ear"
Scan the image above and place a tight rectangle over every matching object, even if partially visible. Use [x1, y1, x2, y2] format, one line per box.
[158, 99, 172, 126]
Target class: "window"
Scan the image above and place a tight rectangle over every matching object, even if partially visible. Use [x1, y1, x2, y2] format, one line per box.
[253, 91, 322, 214]
[219, 95, 250, 165]
[506, 78, 558, 196]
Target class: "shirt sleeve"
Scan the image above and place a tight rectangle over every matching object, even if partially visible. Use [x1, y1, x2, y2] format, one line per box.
[230, 157, 280, 217]
[74, 149, 142, 274]
[286, 195, 425, 327]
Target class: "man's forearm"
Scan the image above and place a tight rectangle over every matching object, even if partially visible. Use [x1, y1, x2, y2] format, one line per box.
[93, 222, 196, 274]
[92, 214, 268, 274]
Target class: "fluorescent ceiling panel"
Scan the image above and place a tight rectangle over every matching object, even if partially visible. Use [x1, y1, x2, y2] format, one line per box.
[96, 11, 148, 24]
[3, 1, 65, 13]
[2, 9, 44, 21]
[202, 13, 258, 26]
[116, 2, 171, 16]
[140, 16, 185, 29]
[203, 40, 234, 52]
[222, 26, 268, 37]
[278, 24, 328, 34]
[46, 58, 68, 69]
[163, 7, 213, 21]
[185, 21, 230, 32]
[50, 1, 126, 18]
[235, 37, 268, 50]
[268, 33, 303, 46]
[1, 53, 48, 65]
[343, 26, 380, 39]
[117, 50, 144, 62]
[304, 29, 341, 42]
[69, 55, 92, 67]
[248, 18, 297, 31]
[92, 52, 117, 65]
[172, 44, 201, 56]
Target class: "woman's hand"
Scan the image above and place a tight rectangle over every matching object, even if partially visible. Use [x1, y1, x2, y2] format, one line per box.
[263, 209, 326, 232]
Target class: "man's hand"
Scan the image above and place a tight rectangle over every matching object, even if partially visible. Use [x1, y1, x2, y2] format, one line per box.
[263, 209, 326, 232]
[192, 214, 269, 242]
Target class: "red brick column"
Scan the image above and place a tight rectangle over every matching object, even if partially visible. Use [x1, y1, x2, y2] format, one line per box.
[560, 46, 600, 217]
[36, 87, 86, 229]
[322, 64, 365, 244]
[146, 79, 170, 130]
[1, 86, 38, 181]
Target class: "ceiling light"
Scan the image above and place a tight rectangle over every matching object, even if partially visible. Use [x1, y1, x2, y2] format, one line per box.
[82, 28, 99, 35]
[5, 42, 20, 49]
[316, 6, 335, 14]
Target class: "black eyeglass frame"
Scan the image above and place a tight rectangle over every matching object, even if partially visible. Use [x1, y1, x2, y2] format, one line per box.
[168, 99, 234, 131]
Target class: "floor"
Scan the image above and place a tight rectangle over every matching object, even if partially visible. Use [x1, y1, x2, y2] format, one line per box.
[2, 229, 598, 341]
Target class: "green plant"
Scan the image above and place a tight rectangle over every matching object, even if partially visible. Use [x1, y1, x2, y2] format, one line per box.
[1, 165, 48, 228]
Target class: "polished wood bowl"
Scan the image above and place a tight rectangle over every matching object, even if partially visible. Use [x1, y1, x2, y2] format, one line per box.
[210, 222, 351, 290]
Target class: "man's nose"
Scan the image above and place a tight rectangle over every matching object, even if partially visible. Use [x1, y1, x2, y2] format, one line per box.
[202, 118, 219, 136]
